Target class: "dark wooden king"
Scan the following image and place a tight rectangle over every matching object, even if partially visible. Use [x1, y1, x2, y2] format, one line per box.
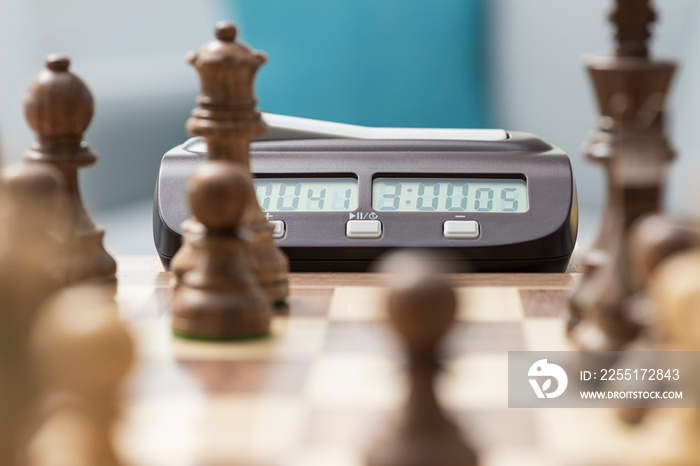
[568, 0, 677, 350]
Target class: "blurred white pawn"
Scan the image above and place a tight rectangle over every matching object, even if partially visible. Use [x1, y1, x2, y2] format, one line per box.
[27, 286, 134, 466]
[637, 249, 700, 466]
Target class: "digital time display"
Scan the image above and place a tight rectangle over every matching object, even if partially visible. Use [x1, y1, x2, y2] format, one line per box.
[254, 178, 358, 212]
[372, 177, 528, 213]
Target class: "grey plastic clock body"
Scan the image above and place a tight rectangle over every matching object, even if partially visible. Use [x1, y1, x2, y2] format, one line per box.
[154, 132, 577, 272]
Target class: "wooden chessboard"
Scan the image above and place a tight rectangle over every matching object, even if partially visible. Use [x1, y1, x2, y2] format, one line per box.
[113, 256, 650, 466]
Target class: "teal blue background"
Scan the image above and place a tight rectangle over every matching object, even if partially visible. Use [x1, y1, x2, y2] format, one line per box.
[229, 1, 490, 128]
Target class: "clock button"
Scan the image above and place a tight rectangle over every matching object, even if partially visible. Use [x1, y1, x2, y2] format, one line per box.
[443, 220, 480, 239]
[346, 220, 383, 239]
[270, 220, 286, 239]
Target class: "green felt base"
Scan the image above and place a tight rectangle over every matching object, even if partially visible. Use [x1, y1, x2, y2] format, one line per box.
[172, 329, 271, 342]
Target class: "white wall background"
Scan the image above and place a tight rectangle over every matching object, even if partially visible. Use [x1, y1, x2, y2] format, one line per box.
[490, 0, 700, 239]
[0, 0, 224, 210]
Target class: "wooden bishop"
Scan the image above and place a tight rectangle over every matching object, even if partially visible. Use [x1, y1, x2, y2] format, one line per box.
[23, 55, 117, 290]
[171, 21, 289, 305]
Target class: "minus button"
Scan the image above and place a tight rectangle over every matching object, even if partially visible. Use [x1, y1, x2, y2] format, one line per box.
[443, 220, 480, 239]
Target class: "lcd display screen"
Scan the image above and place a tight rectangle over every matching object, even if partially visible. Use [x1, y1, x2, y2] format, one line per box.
[254, 178, 359, 212]
[372, 177, 528, 213]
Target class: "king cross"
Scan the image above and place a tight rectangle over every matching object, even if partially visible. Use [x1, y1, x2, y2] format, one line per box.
[609, 0, 657, 57]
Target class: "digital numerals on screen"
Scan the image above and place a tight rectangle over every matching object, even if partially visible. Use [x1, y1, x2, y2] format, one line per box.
[254, 178, 359, 212]
[372, 178, 528, 213]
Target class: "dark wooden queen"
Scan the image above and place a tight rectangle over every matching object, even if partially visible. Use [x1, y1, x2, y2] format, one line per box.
[171, 22, 289, 306]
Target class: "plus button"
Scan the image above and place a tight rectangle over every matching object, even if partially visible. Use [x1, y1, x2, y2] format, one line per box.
[264, 212, 273, 220]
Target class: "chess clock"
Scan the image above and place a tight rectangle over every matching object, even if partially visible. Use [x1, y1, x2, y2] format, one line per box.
[154, 114, 578, 272]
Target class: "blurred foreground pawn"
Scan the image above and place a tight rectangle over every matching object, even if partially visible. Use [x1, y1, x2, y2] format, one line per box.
[626, 214, 699, 329]
[171, 21, 289, 305]
[0, 164, 65, 466]
[1, 163, 66, 297]
[27, 287, 134, 466]
[567, 0, 676, 350]
[23, 55, 117, 289]
[366, 252, 478, 466]
[616, 215, 699, 424]
[633, 249, 700, 466]
[172, 161, 271, 339]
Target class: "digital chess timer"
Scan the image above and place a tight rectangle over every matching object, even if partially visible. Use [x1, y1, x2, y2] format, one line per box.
[154, 114, 577, 272]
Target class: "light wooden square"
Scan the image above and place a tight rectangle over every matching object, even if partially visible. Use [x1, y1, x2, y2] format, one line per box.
[439, 354, 510, 410]
[456, 287, 524, 322]
[305, 354, 403, 409]
[328, 286, 388, 322]
[522, 318, 575, 351]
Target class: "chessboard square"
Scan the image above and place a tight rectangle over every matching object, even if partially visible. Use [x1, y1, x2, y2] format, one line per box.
[535, 408, 641, 465]
[142, 287, 172, 318]
[117, 285, 167, 319]
[128, 319, 179, 361]
[115, 256, 170, 289]
[481, 447, 558, 466]
[197, 395, 306, 465]
[175, 360, 312, 395]
[285, 287, 334, 317]
[439, 354, 509, 410]
[305, 354, 404, 409]
[327, 286, 388, 322]
[116, 255, 164, 275]
[125, 358, 206, 398]
[286, 447, 361, 466]
[154, 271, 173, 287]
[522, 318, 576, 351]
[446, 322, 526, 355]
[301, 407, 388, 452]
[323, 321, 399, 355]
[456, 287, 524, 322]
[117, 271, 170, 289]
[170, 317, 328, 361]
[519, 289, 569, 317]
[456, 409, 538, 451]
[118, 393, 204, 466]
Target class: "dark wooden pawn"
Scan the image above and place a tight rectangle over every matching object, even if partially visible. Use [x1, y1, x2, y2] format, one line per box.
[367, 260, 477, 466]
[23, 55, 117, 289]
[172, 161, 272, 339]
[171, 21, 289, 304]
